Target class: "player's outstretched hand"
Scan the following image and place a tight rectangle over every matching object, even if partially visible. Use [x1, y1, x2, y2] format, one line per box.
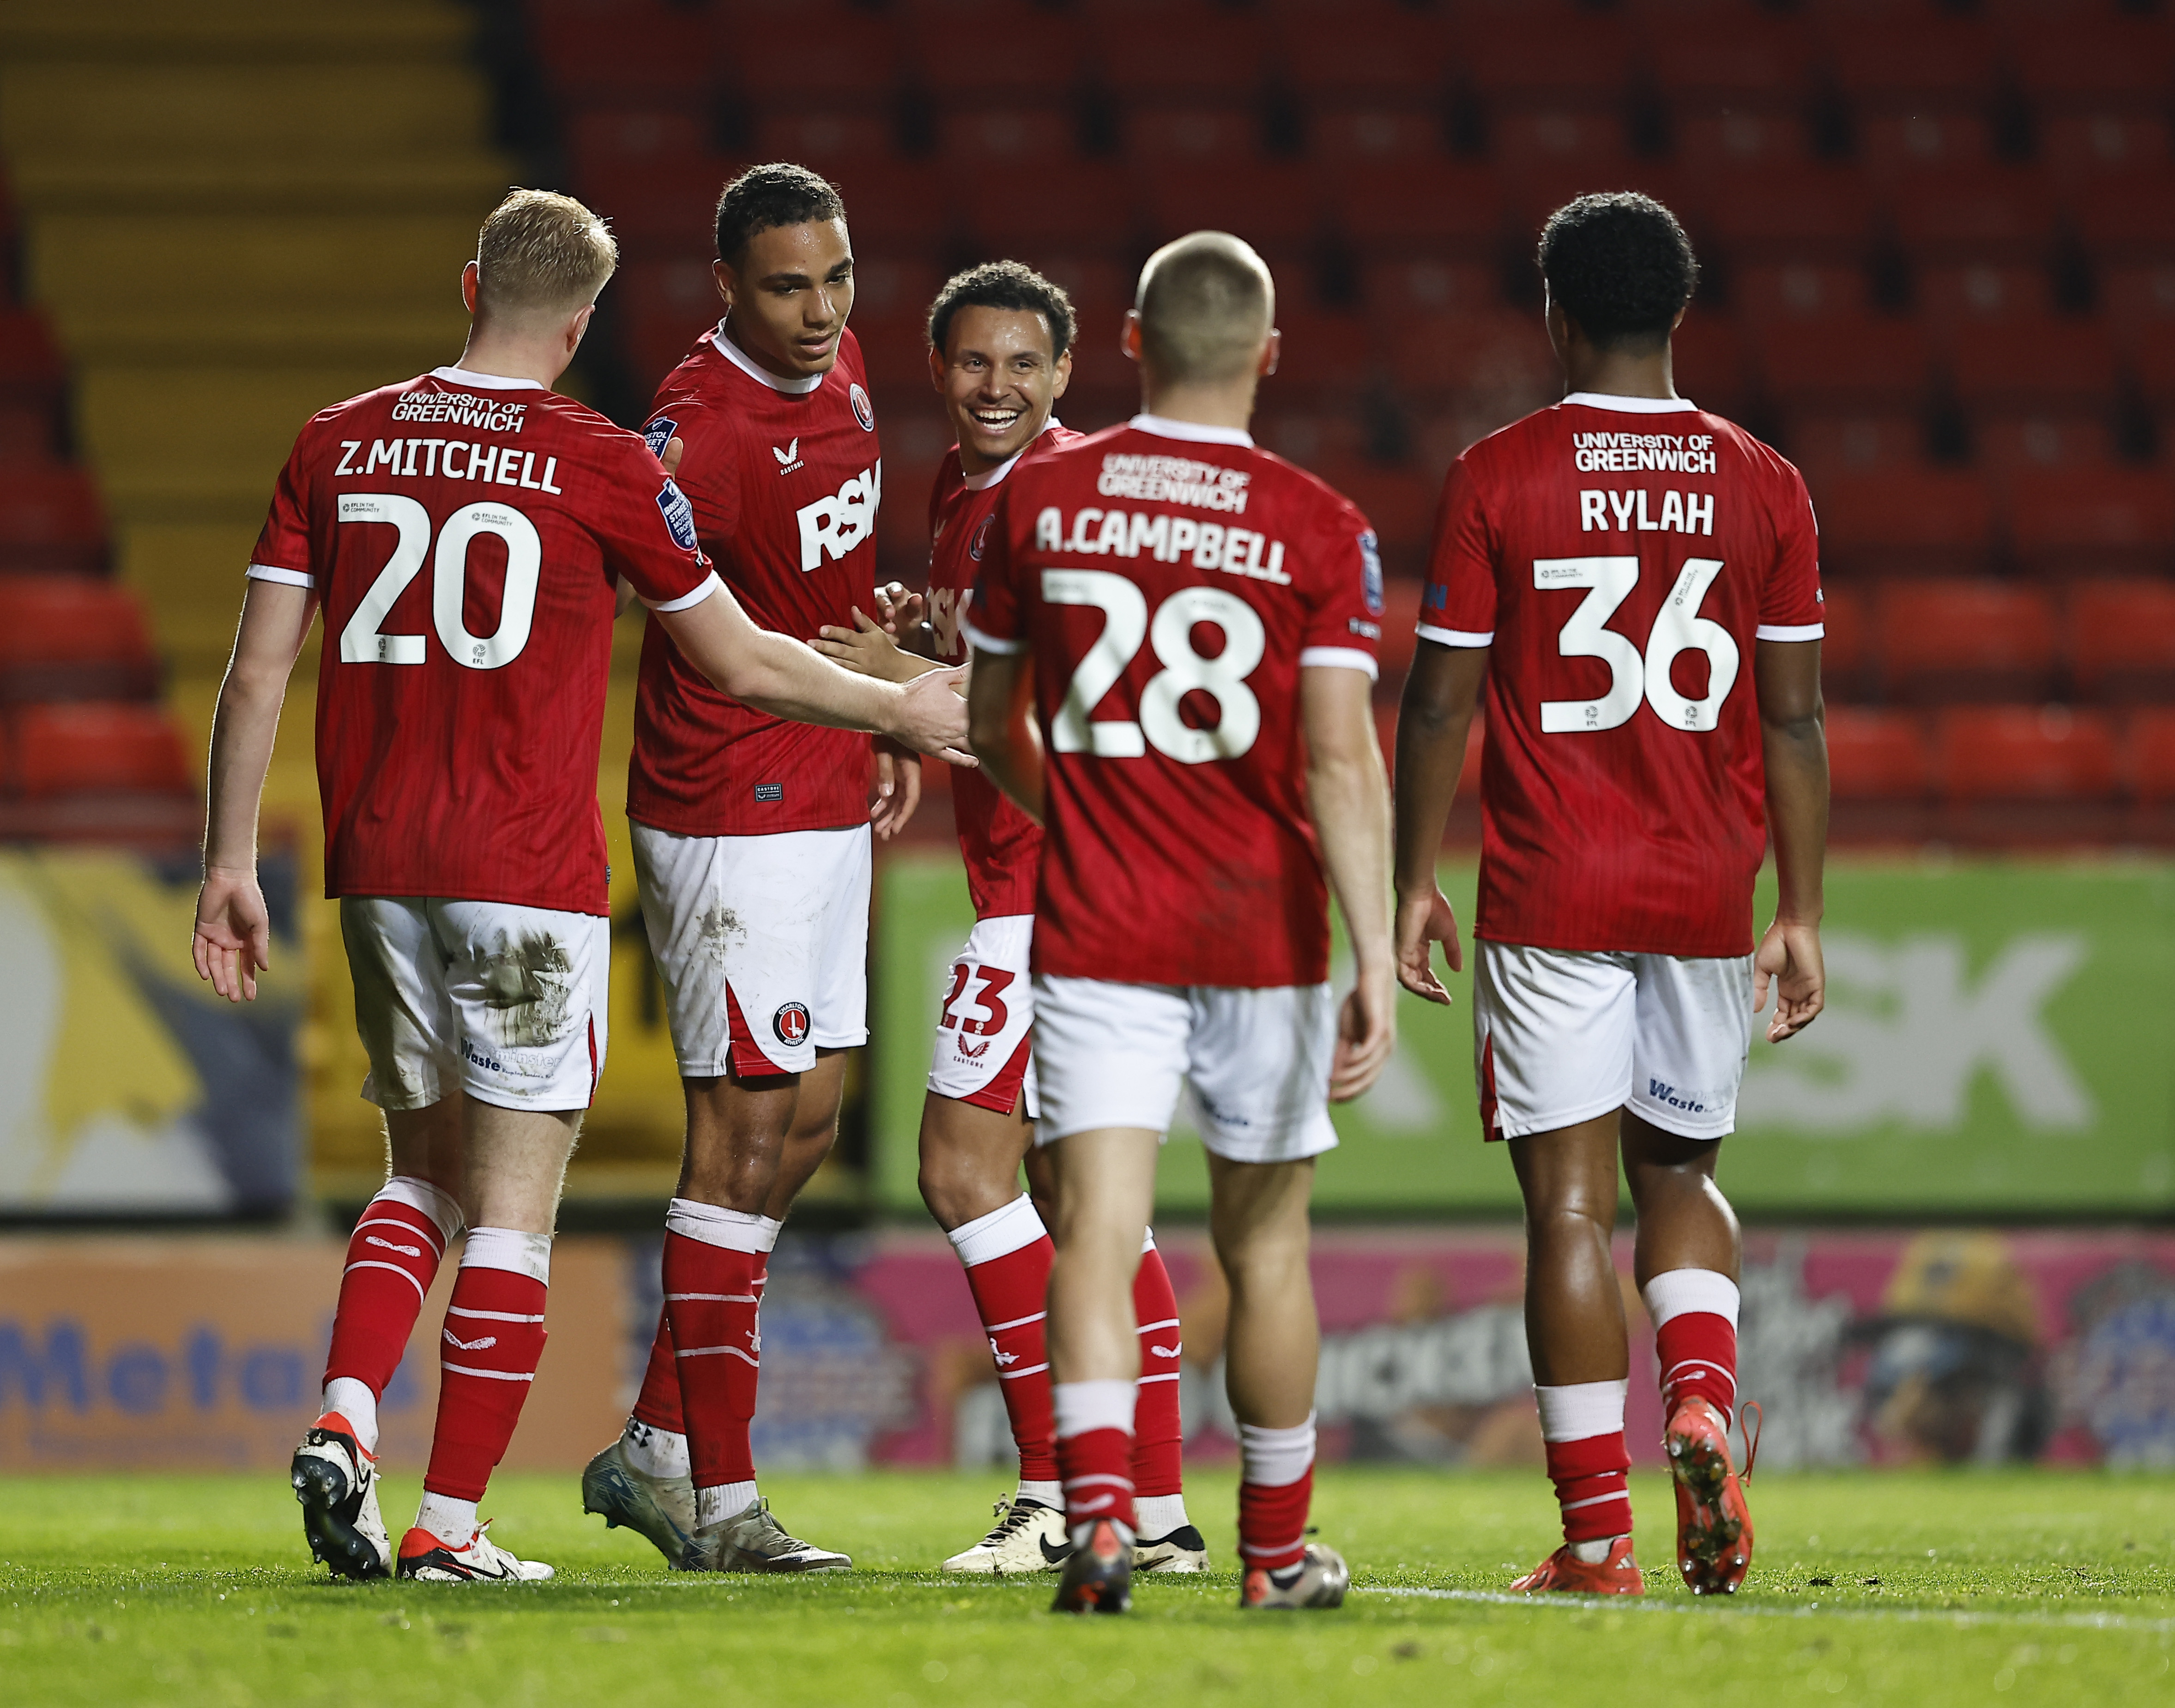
[815, 606, 920, 682]
[1394, 885, 1463, 1004]
[893, 664, 978, 766]
[1754, 916, 1825, 1042]
[193, 866, 271, 1003]
[870, 741, 924, 840]
[873, 580, 925, 637]
[1329, 962, 1396, 1103]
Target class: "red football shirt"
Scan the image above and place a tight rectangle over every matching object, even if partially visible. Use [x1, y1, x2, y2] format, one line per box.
[1420, 392, 1825, 958]
[627, 322, 882, 836]
[248, 365, 717, 916]
[970, 415, 1384, 988]
[926, 421, 1081, 919]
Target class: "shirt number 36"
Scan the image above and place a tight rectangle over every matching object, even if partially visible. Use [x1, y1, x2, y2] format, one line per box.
[1537, 555, 1740, 733]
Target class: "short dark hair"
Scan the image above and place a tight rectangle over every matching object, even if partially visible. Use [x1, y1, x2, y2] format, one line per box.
[1537, 192, 1699, 350]
[714, 162, 845, 268]
[1135, 231, 1273, 383]
[925, 260, 1077, 361]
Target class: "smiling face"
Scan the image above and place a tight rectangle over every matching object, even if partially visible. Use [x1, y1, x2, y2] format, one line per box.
[714, 217, 855, 381]
[930, 304, 1073, 475]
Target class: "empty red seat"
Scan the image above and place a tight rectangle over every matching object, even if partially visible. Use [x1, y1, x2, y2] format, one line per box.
[1886, 170, 2057, 260]
[528, 0, 714, 101]
[1825, 707, 1930, 799]
[1318, 462, 1436, 559]
[2003, 13, 2175, 104]
[1752, 316, 1931, 409]
[1817, 583, 1868, 688]
[1278, 9, 1450, 100]
[711, 1, 902, 98]
[1935, 705, 2118, 801]
[1337, 163, 1506, 246]
[1123, 102, 1263, 164]
[577, 155, 740, 254]
[0, 574, 159, 701]
[1808, 469, 1993, 575]
[2069, 579, 2175, 701]
[1781, 410, 1927, 486]
[1860, 112, 1996, 177]
[2004, 466, 2175, 576]
[1973, 410, 2115, 472]
[1145, 162, 1322, 247]
[747, 109, 894, 178]
[564, 105, 709, 178]
[1643, 5, 1808, 102]
[1400, 309, 1560, 398]
[2132, 709, 2175, 802]
[1083, 11, 1271, 98]
[1948, 317, 2119, 407]
[2064, 170, 2175, 261]
[1457, 9, 1632, 97]
[0, 468, 108, 574]
[1821, 13, 1999, 101]
[931, 106, 1076, 164]
[1876, 580, 2059, 701]
[1693, 164, 1873, 252]
[1736, 261, 1871, 322]
[9, 702, 190, 798]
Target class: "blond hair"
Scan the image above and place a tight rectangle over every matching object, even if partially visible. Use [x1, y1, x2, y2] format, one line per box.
[1135, 231, 1275, 383]
[474, 188, 618, 320]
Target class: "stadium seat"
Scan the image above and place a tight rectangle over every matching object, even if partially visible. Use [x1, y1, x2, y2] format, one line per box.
[1489, 103, 1630, 172]
[1751, 316, 1932, 410]
[1455, 8, 1633, 99]
[1735, 261, 1872, 322]
[1860, 113, 1997, 178]
[1670, 314, 1748, 415]
[2063, 170, 2175, 264]
[2119, 316, 2175, 404]
[1805, 469, 1994, 578]
[1399, 309, 1561, 401]
[750, 109, 896, 178]
[1820, 12, 1999, 101]
[2001, 11, 2175, 105]
[1947, 317, 2119, 407]
[2131, 708, 2175, 803]
[1080, 11, 1271, 99]
[930, 106, 1077, 164]
[1145, 162, 1323, 248]
[2003, 465, 2175, 578]
[526, 0, 715, 103]
[1973, 410, 2116, 471]
[849, 311, 936, 390]
[906, 5, 1081, 98]
[1780, 410, 1928, 486]
[712, 2, 904, 99]
[1124, 102, 1265, 164]
[1316, 462, 1437, 562]
[6, 701, 190, 799]
[1824, 707, 1930, 799]
[0, 574, 160, 702]
[1336, 163, 1507, 247]
[1268, 314, 1375, 393]
[1817, 583, 1869, 697]
[2039, 112, 2170, 177]
[564, 105, 710, 181]
[1669, 105, 1811, 175]
[1309, 102, 1446, 163]
[1640, 3, 1807, 103]
[964, 163, 1140, 250]
[0, 466, 109, 576]
[1934, 705, 2119, 802]
[577, 155, 742, 256]
[1273, 5, 1452, 99]
[1915, 262, 2054, 325]
[1694, 163, 1873, 254]
[2068, 578, 2175, 702]
[1876, 580, 2060, 703]
[1886, 169, 2058, 261]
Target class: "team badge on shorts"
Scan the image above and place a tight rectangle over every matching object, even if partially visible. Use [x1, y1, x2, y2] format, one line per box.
[850, 383, 876, 432]
[773, 1002, 811, 1045]
[969, 514, 994, 561]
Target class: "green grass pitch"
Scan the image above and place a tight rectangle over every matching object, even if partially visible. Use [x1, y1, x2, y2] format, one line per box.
[3, 1469, 2171, 1705]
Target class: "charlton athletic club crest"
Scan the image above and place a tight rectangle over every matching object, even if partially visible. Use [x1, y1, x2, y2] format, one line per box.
[850, 382, 875, 432]
[773, 1002, 811, 1046]
[969, 514, 994, 562]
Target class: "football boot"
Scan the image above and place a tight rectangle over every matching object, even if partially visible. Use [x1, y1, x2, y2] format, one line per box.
[581, 1436, 697, 1568]
[395, 1522, 554, 1582]
[1667, 1396, 1756, 1595]
[1509, 1533, 1645, 1595]
[291, 1411, 390, 1581]
[1239, 1541, 1350, 1610]
[942, 1493, 1070, 1574]
[1134, 1523, 1210, 1573]
[687, 1497, 852, 1572]
[1050, 1518, 1133, 1614]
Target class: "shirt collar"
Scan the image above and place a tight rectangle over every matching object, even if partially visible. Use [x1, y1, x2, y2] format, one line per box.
[711, 320, 826, 395]
[1129, 411, 1254, 448]
[1560, 391, 1698, 415]
[961, 418, 1063, 491]
[429, 365, 544, 392]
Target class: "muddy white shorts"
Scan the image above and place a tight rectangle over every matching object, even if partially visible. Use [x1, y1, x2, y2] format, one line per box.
[1031, 976, 1338, 1164]
[927, 912, 1038, 1118]
[342, 897, 610, 1114]
[1472, 940, 1754, 1142]
[630, 822, 871, 1078]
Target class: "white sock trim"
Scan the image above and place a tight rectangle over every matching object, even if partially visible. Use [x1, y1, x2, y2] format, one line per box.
[416, 1491, 478, 1548]
[696, 1480, 759, 1527]
[666, 1197, 782, 1254]
[459, 1225, 552, 1284]
[1017, 1478, 1063, 1510]
[622, 1417, 689, 1480]
[948, 1194, 1048, 1267]
[1141, 1226, 1157, 1255]
[1534, 1379, 1629, 1444]
[1135, 1493, 1189, 1536]
[1052, 1377, 1136, 1438]
[320, 1377, 378, 1454]
[378, 1175, 464, 1246]
[1236, 1414, 1316, 1488]
[1642, 1267, 1741, 1330]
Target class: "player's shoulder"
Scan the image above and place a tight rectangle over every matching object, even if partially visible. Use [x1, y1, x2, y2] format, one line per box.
[1239, 440, 1370, 530]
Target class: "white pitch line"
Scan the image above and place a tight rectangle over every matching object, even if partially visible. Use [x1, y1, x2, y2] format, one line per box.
[1362, 1585, 2175, 1635]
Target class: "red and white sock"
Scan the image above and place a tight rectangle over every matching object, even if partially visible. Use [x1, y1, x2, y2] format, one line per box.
[1643, 1268, 1740, 1419]
[321, 1175, 463, 1455]
[1131, 1230, 1189, 1537]
[1535, 1379, 1632, 1557]
[1237, 1414, 1314, 1572]
[947, 1194, 1059, 1504]
[416, 1227, 550, 1546]
[663, 1196, 777, 1527]
[621, 1305, 689, 1480]
[1053, 1377, 1136, 1545]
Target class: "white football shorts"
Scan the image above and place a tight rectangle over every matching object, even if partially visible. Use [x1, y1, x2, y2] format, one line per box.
[926, 912, 1038, 1118]
[630, 822, 871, 1078]
[1472, 940, 1755, 1142]
[342, 896, 610, 1114]
[1031, 976, 1339, 1164]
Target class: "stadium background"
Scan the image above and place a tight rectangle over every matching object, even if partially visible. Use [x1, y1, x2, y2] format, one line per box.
[0, 0, 2170, 1483]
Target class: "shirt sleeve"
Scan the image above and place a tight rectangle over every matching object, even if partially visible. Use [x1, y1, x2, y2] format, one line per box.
[964, 485, 1027, 655]
[651, 400, 739, 552]
[1757, 462, 1825, 641]
[596, 436, 718, 610]
[247, 429, 317, 587]
[1418, 457, 1497, 646]
[1297, 499, 1383, 679]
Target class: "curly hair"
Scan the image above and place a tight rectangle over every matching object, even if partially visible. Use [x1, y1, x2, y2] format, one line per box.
[926, 260, 1077, 361]
[714, 162, 845, 268]
[1537, 193, 1700, 350]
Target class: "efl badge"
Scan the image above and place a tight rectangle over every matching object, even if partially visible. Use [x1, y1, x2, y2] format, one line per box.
[1359, 530, 1385, 616]
[773, 1002, 811, 1045]
[657, 479, 698, 551]
[969, 514, 994, 562]
[643, 415, 677, 458]
[850, 382, 876, 432]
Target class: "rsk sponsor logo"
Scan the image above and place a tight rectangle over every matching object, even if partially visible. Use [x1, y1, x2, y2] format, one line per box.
[1578, 489, 1716, 536]
[1033, 506, 1290, 583]
[797, 463, 880, 570]
[929, 584, 968, 660]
